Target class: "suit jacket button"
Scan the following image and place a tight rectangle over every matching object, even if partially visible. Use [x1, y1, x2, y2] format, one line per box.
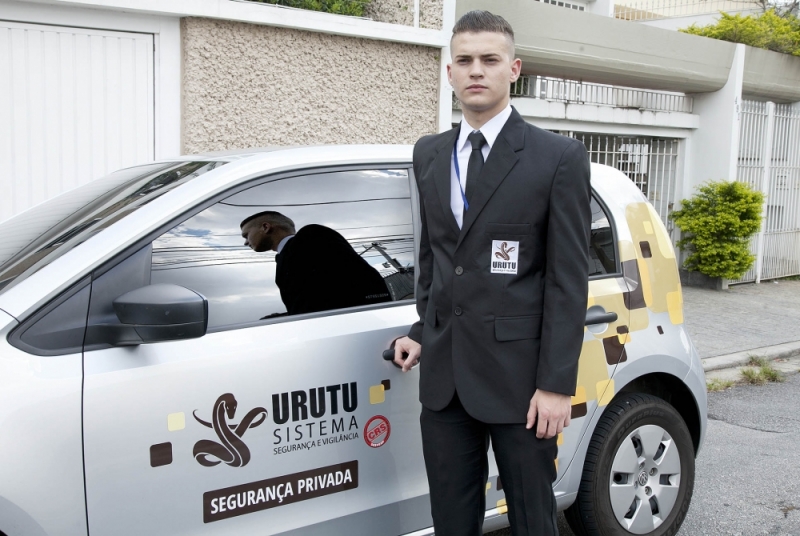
[454, 307, 462, 316]
[455, 266, 463, 275]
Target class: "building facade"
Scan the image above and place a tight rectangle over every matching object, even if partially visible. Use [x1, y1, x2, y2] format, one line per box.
[0, 0, 451, 221]
[1, 0, 798, 280]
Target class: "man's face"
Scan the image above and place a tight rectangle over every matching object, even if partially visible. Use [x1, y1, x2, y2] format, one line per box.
[241, 220, 274, 252]
[448, 31, 521, 116]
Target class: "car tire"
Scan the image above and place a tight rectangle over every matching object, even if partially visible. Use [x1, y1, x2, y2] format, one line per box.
[565, 393, 695, 536]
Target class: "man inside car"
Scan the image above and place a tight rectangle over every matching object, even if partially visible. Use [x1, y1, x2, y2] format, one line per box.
[241, 211, 391, 316]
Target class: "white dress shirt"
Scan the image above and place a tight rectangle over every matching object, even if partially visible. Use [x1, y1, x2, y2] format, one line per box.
[450, 104, 513, 228]
[276, 234, 295, 254]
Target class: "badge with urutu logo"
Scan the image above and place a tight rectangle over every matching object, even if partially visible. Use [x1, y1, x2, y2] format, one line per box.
[491, 240, 519, 274]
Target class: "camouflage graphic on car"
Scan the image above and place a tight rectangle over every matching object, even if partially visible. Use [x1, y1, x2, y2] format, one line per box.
[552, 199, 685, 481]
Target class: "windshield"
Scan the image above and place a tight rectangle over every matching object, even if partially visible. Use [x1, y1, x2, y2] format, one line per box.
[0, 161, 227, 294]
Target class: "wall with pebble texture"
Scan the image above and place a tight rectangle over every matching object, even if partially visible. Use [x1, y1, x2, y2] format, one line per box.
[181, 17, 440, 154]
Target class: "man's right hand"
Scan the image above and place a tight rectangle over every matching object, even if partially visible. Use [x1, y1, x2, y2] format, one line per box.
[393, 337, 421, 372]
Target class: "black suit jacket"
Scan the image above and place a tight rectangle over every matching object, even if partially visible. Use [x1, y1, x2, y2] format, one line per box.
[275, 224, 391, 315]
[408, 108, 591, 423]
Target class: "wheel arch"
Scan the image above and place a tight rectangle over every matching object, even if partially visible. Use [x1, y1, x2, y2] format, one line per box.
[614, 372, 702, 455]
[0, 494, 49, 536]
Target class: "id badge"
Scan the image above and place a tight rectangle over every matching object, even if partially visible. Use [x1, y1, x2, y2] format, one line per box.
[491, 240, 519, 274]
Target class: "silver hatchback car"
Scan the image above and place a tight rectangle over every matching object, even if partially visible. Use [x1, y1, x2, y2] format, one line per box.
[0, 145, 706, 536]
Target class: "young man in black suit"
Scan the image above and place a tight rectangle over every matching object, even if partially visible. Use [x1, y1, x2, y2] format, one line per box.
[241, 211, 390, 315]
[393, 10, 591, 535]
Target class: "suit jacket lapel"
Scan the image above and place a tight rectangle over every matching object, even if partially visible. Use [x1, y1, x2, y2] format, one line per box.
[456, 109, 526, 250]
[429, 128, 461, 237]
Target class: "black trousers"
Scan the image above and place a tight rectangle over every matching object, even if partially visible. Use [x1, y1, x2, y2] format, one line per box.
[420, 393, 559, 536]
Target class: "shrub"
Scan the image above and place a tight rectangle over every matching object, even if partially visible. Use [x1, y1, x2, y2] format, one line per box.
[680, 10, 800, 56]
[248, 0, 369, 17]
[670, 180, 764, 279]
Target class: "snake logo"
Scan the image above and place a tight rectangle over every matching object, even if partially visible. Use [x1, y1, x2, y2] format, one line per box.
[193, 393, 268, 468]
[494, 242, 516, 261]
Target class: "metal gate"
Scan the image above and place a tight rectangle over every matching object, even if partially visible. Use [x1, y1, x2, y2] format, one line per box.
[736, 101, 800, 283]
[555, 132, 680, 234]
[0, 21, 155, 223]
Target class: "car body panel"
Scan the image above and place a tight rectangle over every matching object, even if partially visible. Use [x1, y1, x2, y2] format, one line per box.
[0, 310, 87, 536]
[683, 342, 709, 452]
[83, 305, 428, 535]
[552, 164, 704, 507]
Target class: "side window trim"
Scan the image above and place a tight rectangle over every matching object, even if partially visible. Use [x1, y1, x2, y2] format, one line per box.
[90, 163, 417, 335]
[7, 276, 91, 356]
[409, 167, 421, 295]
[588, 189, 622, 281]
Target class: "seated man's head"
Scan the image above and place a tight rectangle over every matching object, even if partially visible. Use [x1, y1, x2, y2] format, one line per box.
[240, 211, 296, 252]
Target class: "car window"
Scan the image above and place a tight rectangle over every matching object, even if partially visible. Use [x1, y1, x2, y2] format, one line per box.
[150, 168, 415, 330]
[0, 161, 226, 294]
[589, 196, 618, 277]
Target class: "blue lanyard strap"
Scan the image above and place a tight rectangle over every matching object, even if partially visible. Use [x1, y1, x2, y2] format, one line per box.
[453, 141, 469, 211]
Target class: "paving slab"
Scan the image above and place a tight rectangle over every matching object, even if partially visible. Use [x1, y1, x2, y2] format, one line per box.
[682, 279, 800, 359]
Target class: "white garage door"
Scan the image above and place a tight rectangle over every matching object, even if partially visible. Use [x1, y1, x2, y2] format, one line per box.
[0, 21, 154, 222]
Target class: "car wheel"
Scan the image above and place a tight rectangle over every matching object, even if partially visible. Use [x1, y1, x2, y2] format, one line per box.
[565, 393, 695, 536]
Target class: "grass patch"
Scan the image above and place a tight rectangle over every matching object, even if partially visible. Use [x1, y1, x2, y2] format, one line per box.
[740, 359, 785, 384]
[741, 367, 766, 384]
[760, 363, 785, 382]
[707, 378, 735, 391]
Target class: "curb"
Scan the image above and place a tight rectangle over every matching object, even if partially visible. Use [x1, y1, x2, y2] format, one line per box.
[701, 340, 800, 372]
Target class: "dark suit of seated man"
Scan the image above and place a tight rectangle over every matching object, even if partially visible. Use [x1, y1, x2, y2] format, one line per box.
[241, 211, 391, 316]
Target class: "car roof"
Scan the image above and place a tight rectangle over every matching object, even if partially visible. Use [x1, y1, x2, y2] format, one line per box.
[172, 145, 645, 206]
[176, 144, 415, 163]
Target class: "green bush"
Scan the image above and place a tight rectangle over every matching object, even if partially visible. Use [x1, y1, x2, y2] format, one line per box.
[680, 10, 800, 56]
[670, 181, 764, 279]
[248, 0, 368, 17]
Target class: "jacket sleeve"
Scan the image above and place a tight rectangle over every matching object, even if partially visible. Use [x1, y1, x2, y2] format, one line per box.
[408, 140, 434, 344]
[536, 140, 592, 396]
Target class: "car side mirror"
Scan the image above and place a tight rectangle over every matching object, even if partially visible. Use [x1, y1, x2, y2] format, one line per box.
[112, 284, 208, 344]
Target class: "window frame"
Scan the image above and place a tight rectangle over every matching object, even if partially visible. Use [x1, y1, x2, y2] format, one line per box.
[588, 189, 622, 281]
[89, 163, 418, 336]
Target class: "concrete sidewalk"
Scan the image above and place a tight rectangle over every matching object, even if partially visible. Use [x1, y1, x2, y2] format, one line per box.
[682, 278, 800, 370]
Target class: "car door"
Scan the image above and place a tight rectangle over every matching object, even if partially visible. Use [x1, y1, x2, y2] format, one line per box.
[82, 166, 431, 535]
[556, 195, 631, 482]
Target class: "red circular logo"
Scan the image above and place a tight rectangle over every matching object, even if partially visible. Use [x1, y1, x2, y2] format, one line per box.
[364, 415, 391, 448]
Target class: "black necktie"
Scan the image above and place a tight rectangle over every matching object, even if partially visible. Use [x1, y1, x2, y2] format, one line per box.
[465, 131, 486, 206]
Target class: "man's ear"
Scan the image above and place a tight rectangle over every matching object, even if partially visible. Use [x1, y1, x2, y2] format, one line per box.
[510, 58, 522, 83]
[261, 221, 272, 233]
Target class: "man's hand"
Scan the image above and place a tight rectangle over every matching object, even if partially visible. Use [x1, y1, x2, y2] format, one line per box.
[526, 389, 572, 439]
[393, 336, 421, 372]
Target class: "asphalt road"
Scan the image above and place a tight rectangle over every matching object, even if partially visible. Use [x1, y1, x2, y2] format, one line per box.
[489, 372, 800, 536]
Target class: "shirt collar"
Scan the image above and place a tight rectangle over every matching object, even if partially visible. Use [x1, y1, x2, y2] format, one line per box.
[276, 234, 295, 254]
[457, 104, 513, 152]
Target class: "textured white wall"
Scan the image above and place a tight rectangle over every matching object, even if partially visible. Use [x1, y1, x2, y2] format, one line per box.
[366, 0, 444, 29]
[181, 18, 440, 154]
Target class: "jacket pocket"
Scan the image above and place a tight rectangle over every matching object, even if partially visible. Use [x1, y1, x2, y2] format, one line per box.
[424, 305, 439, 328]
[494, 315, 542, 341]
[485, 223, 531, 235]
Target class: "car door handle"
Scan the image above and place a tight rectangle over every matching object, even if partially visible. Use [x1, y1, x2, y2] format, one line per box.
[382, 340, 408, 369]
[585, 307, 618, 326]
